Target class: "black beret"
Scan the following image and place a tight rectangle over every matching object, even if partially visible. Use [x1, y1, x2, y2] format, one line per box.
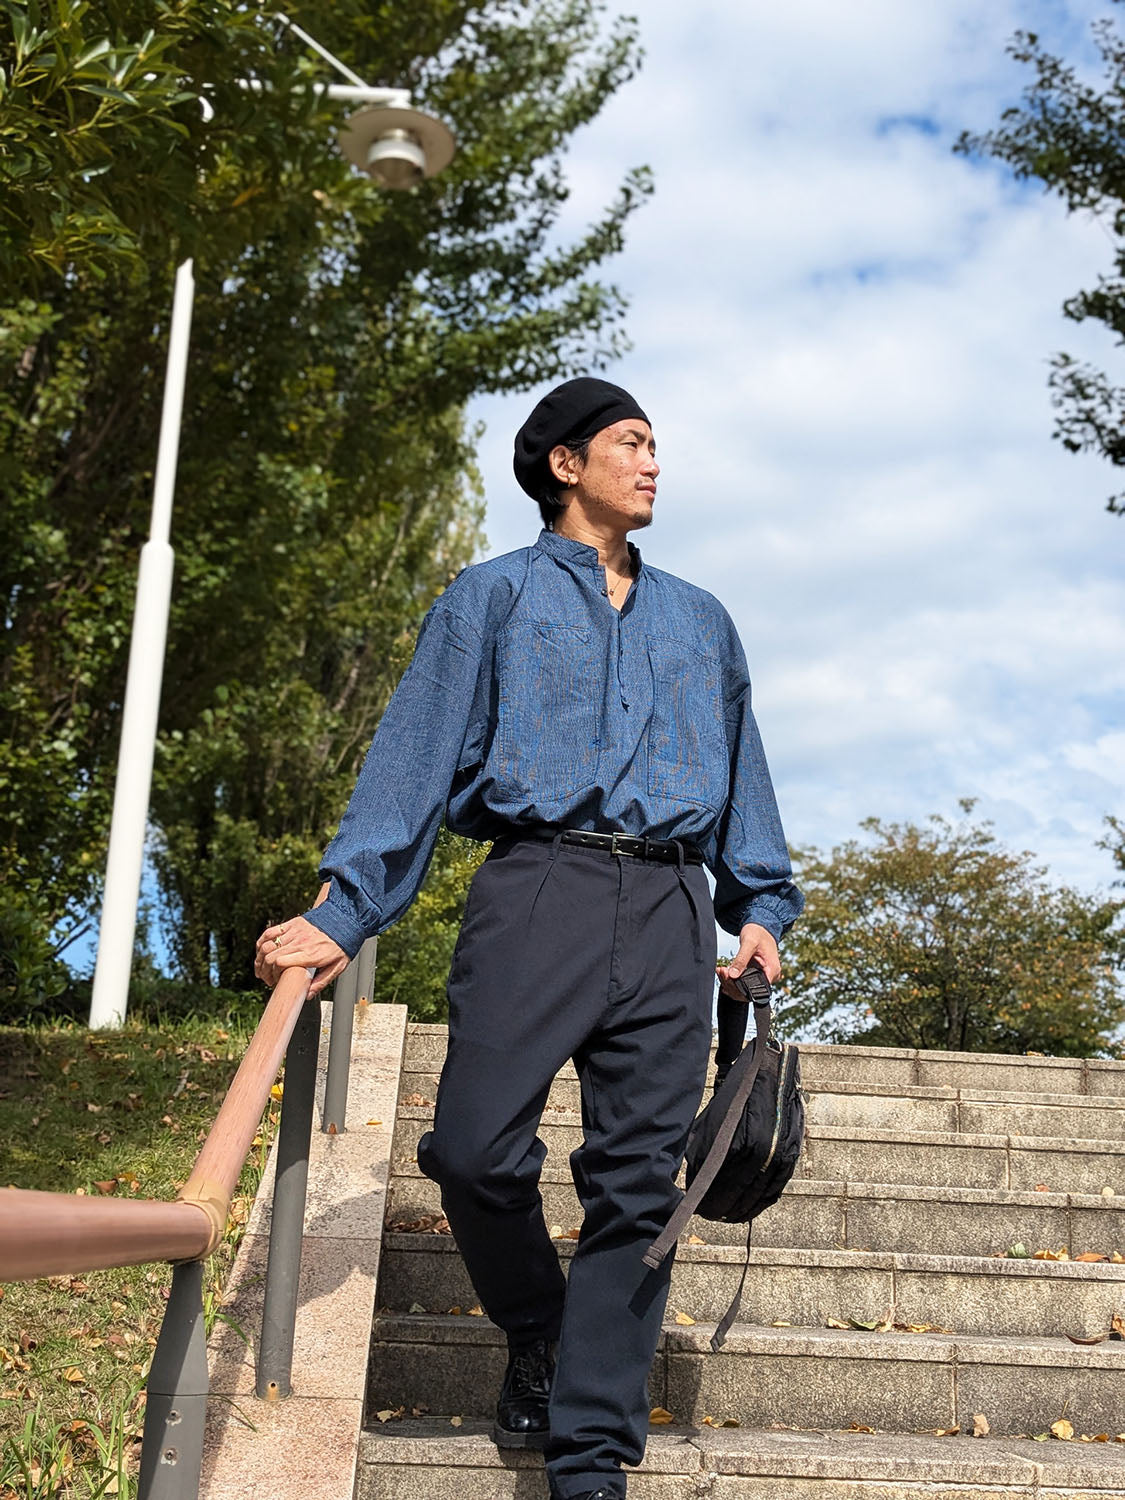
[513, 377, 650, 500]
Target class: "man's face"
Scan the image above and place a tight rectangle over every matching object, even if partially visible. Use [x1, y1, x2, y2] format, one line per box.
[575, 419, 659, 531]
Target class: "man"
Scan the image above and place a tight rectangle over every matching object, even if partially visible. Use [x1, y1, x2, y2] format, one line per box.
[256, 377, 802, 1500]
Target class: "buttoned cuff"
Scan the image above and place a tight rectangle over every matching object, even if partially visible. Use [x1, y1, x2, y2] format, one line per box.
[718, 895, 789, 944]
[302, 892, 373, 961]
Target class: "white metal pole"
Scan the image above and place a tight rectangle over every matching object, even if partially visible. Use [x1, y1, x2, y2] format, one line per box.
[89, 259, 196, 1029]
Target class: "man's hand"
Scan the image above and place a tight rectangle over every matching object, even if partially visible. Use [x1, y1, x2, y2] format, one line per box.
[717, 922, 781, 1001]
[254, 916, 350, 997]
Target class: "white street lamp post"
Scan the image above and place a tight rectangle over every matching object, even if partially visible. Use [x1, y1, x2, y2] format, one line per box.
[87, 37, 454, 1029]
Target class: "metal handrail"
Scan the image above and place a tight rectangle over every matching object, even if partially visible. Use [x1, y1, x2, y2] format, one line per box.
[0, 935, 377, 1500]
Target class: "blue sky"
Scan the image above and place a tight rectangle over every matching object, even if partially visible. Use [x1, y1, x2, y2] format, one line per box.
[467, 0, 1125, 896]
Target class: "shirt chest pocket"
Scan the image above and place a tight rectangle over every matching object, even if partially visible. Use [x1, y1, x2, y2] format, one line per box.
[647, 636, 728, 811]
[496, 622, 601, 801]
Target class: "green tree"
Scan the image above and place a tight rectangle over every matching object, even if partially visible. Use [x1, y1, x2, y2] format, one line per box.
[371, 827, 488, 1019]
[1102, 815, 1125, 884]
[957, 12, 1125, 516]
[778, 806, 1125, 1057]
[1, 0, 651, 993]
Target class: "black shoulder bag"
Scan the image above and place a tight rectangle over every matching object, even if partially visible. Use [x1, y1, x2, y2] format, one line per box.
[642, 967, 805, 1351]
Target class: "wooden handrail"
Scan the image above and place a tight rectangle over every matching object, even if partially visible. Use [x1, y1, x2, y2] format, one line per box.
[177, 966, 312, 1252]
[0, 1192, 213, 1280]
[0, 965, 312, 1282]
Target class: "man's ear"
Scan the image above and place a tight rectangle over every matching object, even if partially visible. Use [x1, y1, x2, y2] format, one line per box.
[547, 443, 576, 487]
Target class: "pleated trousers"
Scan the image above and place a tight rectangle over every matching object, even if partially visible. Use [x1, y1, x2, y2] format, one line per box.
[417, 835, 716, 1498]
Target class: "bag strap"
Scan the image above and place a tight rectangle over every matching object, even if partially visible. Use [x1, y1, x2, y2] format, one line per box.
[641, 998, 772, 1272]
[710, 1221, 753, 1353]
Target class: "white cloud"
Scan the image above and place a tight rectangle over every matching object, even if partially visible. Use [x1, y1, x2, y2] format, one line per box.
[469, 0, 1125, 898]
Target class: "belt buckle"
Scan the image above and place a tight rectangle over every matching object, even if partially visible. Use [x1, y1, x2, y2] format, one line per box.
[610, 832, 631, 858]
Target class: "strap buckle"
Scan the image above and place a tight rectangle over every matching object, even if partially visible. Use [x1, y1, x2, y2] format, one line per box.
[610, 832, 628, 858]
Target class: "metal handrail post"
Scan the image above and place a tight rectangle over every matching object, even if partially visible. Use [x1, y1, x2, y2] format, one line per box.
[255, 992, 320, 1399]
[322, 937, 375, 1133]
[138, 1260, 208, 1500]
[355, 935, 377, 1005]
[322, 956, 358, 1134]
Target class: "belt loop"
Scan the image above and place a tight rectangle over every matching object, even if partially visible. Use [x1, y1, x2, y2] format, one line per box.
[673, 838, 686, 874]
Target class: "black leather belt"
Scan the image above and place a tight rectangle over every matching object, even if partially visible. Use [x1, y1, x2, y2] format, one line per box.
[505, 828, 704, 866]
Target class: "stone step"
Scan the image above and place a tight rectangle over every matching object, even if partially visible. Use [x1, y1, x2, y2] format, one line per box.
[391, 1107, 1125, 1196]
[403, 1025, 1125, 1097]
[385, 1166, 1125, 1259]
[356, 1419, 1125, 1499]
[367, 1312, 1125, 1437]
[398, 1071, 1125, 1143]
[378, 1234, 1125, 1340]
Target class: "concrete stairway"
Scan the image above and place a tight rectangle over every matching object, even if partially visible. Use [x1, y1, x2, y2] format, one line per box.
[357, 1026, 1125, 1498]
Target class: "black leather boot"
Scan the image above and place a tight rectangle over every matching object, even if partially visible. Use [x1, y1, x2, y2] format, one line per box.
[491, 1336, 555, 1449]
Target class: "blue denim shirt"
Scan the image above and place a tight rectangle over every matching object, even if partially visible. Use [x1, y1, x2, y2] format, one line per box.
[305, 530, 803, 957]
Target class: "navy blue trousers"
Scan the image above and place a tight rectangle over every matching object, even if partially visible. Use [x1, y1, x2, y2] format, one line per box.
[417, 836, 716, 1498]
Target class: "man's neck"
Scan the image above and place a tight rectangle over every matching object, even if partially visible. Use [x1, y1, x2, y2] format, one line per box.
[553, 515, 633, 577]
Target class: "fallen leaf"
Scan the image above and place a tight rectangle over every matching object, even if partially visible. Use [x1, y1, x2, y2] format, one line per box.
[931, 1426, 960, 1437]
[411, 1405, 429, 1417]
[93, 1180, 118, 1195]
[1102, 1187, 1115, 1197]
[466, 1305, 484, 1317]
[973, 1413, 990, 1438]
[825, 1317, 849, 1329]
[449, 1416, 462, 1428]
[673, 1312, 696, 1326]
[561, 1227, 581, 1240]
[85, 1102, 102, 1113]
[720, 1418, 741, 1428]
[1111, 1314, 1125, 1341]
[1035, 1184, 1049, 1193]
[1074, 1253, 1106, 1262]
[375, 1409, 395, 1423]
[408, 1302, 427, 1314]
[448, 1306, 462, 1316]
[1006, 1243, 1029, 1259]
[62, 1367, 85, 1383]
[649, 1407, 675, 1425]
[1067, 1333, 1109, 1346]
[548, 1224, 564, 1238]
[270, 1083, 283, 1101]
[848, 1319, 882, 1331]
[770, 1320, 792, 1328]
[844, 1423, 875, 1434]
[1051, 1419, 1075, 1441]
[686, 1234, 706, 1245]
[1112, 1252, 1124, 1264]
[366, 1119, 383, 1127]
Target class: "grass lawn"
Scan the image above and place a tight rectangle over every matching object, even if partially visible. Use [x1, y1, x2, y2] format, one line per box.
[0, 996, 278, 1499]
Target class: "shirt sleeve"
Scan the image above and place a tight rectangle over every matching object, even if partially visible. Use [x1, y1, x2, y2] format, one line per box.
[301, 600, 483, 958]
[707, 624, 804, 943]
